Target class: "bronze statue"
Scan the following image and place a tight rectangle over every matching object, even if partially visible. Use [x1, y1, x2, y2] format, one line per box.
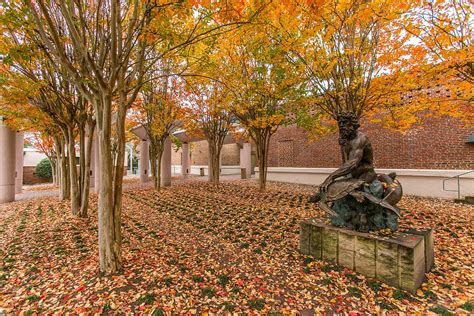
[309, 112, 403, 232]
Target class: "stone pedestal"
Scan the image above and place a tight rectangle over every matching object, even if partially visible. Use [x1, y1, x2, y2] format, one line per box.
[300, 218, 434, 293]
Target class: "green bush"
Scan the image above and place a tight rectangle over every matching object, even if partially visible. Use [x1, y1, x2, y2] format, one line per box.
[36, 158, 52, 179]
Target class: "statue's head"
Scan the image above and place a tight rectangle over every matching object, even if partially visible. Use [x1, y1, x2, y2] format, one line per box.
[337, 112, 360, 142]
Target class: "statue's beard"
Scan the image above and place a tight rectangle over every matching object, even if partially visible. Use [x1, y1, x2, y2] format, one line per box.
[339, 128, 356, 145]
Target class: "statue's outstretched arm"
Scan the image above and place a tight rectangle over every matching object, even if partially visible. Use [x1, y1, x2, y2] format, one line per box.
[319, 140, 365, 192]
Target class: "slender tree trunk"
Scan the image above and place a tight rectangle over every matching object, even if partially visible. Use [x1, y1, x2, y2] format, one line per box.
[44, 153, 57, 185]
[56, 136, 69, 200]
[208, 140, 220, 184]
[96, 94, 122, 275]
[55, 154, 60, 186]
[149, 138, 165, 190]
[253, 129, 272, 191]
[112, 98, 128, 272]
[150, 143, 158, 189]
[66, 126, 80, 215]
[155, 154, 162, 190]
[79, 123, 95, 217]
[79, 122, 86, 201]
[50, 158, 57, 185]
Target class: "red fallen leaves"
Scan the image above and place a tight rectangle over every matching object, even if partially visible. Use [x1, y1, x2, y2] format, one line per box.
[0, 180, 473, 314]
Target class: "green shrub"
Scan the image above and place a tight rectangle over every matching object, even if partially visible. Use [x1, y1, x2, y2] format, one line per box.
[36, 158, 52, 179]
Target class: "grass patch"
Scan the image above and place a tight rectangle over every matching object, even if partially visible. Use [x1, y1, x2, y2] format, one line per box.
[429, 306, 453, 316]
[367, 280, 381, 292]
[424, 289, 438, 300]
[303, 257, 313, 265]
[26, 294, 40, 302]
[377, 300, 392, 310]
[320, 278, 333, 285]
[392, 289, 407, 300]
[345, 273, 358, 282]
[217, 274, 230, 286]
[163, 277, 173, 286]
[231, 286, 241, 294]
[192, 275, 204, 283]
[348, 286, 362, 297]
[248, 299, 265, 310]
[137, 293, 155, 305]
[151, 308, 164, 316]
[440, 283, 452, 289]
[460, 302, 473, 311]
[202, 287, 215, 298]
[321, 264, 340, 272]
[222, 302, 234, 312]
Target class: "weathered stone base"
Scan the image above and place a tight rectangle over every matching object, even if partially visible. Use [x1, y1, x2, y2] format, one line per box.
[300, 218, 434, 293]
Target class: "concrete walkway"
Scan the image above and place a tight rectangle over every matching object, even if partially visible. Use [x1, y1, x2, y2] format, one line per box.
[15, 189, 59, 201]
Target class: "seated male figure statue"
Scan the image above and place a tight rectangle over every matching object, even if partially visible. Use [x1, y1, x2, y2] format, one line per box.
[309, 112, 402, 232]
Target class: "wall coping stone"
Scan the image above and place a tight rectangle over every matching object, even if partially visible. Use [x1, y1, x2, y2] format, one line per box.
[258, 167, 474, 178]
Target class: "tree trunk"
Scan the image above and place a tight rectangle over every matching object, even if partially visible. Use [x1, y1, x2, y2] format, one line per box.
[50, 158, 57, 185]
[150, 144, 156, 185]
[207, 140, 221, 184]
[66, 126, 81, 215]
[79, 123, 95, 217]
[96, 95, 122, 275]
[149, 138, 165, 191]
[253, 129, 272, 191]
[56, 136, 70, 200]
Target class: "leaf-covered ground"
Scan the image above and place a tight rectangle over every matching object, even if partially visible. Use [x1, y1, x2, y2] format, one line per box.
[1, 180, 473, 314]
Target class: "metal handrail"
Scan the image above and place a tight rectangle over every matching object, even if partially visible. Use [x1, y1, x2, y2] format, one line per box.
[443, 170, 474, 199]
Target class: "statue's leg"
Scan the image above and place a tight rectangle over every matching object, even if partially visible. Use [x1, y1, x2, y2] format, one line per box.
[318, 201, 340, 218]
[358, 212, 369, 232]
[350, 191, 365, 203]
[308, 192, 322, 203]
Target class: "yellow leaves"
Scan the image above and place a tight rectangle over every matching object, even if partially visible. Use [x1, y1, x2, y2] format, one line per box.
[248, 114, 285, 129]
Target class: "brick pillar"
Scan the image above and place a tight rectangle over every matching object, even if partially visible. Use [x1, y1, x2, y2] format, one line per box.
[161, 137, 171, 186]
[139, 139, 149, 183]
[240, 142, 252, 179]
[181, 142, 190, 178]
[0, 120, 16, 203]
[15, 132, 24, 194]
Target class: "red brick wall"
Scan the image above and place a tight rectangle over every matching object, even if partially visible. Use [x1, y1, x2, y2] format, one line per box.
[268, 117, 474, 170]
[23, 166, 52, 185]
[171, 141, 241, 166]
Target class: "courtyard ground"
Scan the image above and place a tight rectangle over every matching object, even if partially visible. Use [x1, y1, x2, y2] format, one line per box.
[0, 179, 473, 314]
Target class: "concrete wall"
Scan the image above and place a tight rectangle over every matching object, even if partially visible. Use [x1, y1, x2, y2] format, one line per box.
[24, 149, 48, 167]
[172, 165, 241, 176]
[256, 167, 474, 199]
